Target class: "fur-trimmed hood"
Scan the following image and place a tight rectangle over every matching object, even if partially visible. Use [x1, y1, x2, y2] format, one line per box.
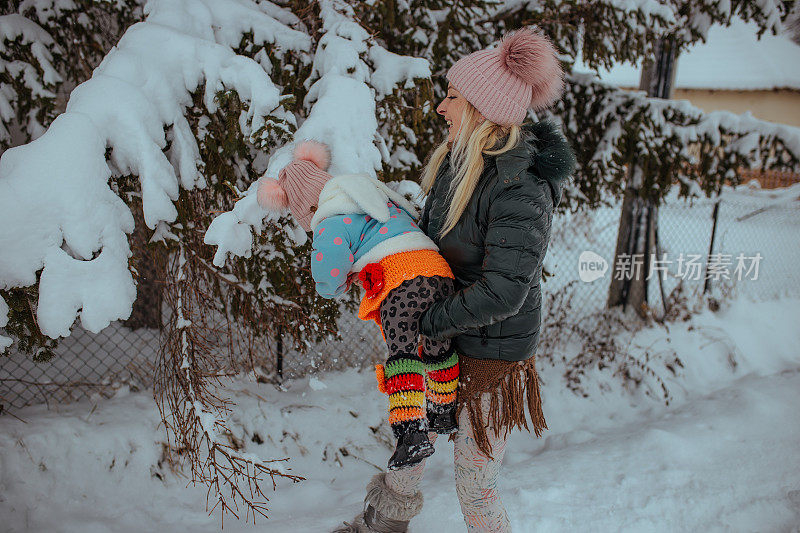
[309, 173, 420, 232]
[494, 119, 576, 207]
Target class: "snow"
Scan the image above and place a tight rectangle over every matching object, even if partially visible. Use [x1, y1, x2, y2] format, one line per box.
[144, 0, 310, 52]
[0, 294, 10, 350]
[0, 13, 62, 145]
[575, 18, 800, 90]
[0, 0, 310, 339]
[0, 13, 61, 88]
[368, 46, 431, 97]
[308, 376, 327, 391]
[508, 371, 800, 530]
[205, 0, 434, 267]
[2, 294, 799, 531]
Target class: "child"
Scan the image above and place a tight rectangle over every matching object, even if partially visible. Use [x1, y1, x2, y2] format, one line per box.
[257, 140, 459, 470]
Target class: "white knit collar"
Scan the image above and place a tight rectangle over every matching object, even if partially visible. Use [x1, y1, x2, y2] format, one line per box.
[310, 174, 419, 232]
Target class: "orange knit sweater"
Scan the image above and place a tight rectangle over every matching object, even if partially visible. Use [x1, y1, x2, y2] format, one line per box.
[358, 249, 454, 329]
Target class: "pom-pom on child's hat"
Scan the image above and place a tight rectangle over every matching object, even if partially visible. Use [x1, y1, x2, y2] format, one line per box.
[446, 27, 564, 126]
[257, 140, 333, 232]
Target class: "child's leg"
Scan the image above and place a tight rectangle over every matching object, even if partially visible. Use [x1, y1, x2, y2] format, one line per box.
[380, 275, 460, 468]
[418, 277, 459, 431]
[384, 432, 437, 495]
[380, 277, 447, 469]
[422, 339, 459, 425]
[379, 279, 429, 438]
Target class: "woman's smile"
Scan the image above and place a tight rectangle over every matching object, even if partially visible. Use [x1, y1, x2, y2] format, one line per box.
[437, 85, 467, 143]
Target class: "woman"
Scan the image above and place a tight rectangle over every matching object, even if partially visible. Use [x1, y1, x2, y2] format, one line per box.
[337, 27, 576, 532]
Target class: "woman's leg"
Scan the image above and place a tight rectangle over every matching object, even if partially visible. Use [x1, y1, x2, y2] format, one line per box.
[454, 393, 511, 533]
[331, 433, 438, 532]
[333, 467, 429, 533]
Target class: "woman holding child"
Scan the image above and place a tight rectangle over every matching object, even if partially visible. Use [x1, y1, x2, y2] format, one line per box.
[332, 27, 576, 533]
[259, 27, 577, 533]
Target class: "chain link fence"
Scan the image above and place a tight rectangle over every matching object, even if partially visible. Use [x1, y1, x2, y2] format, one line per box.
[0, 323, 160, 411]
[545, 190, 799, 321]
[2, 187, 799, 412]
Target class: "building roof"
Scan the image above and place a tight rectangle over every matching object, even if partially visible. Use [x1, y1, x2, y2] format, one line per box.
[576, 18, 800, 91]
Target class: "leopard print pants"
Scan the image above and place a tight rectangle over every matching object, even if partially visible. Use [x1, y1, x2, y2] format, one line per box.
[379, 275, 453, 359]
[379, 275, 455, 432]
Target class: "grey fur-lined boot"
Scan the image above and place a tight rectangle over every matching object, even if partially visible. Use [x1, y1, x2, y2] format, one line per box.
[332, 473, 423, 533]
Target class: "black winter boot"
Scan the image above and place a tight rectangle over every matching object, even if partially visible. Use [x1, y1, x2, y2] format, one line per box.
[427, 403, 458, 434]
[387, 421, 434, 470]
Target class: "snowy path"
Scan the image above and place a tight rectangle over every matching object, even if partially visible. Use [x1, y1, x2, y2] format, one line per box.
[2, 298, 799, 532]
[434, 369, 800, 532]
[3, 370, 798, 532]
[279, 369, 800, 532]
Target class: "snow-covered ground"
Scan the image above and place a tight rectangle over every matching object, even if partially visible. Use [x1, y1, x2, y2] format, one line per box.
[2, 295, 799, 532]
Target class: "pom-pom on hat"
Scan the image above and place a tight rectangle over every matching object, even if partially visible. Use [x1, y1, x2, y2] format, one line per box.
[256, 140, 333, 232]
[446, 27, 563, 126]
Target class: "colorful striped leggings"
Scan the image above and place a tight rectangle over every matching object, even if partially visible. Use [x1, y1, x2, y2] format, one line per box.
[384, 391, 511, 532]
[377, 275, 458, 436]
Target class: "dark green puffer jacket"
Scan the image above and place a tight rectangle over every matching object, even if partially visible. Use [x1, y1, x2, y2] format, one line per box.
[418, 120, 576, 361]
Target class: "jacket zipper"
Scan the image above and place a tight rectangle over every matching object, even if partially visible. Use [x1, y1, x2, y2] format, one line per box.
[480, 326, 488, 345]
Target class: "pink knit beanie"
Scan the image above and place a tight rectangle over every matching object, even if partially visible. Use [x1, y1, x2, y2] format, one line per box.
[257, 140, 332, 231]
[446, 27, 564, 126]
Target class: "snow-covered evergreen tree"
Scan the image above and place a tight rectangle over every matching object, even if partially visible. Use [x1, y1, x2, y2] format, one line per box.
[1, 0, 144, 355]
[0, 0, 143, 150]
[0, 11, 61, 149]
[2, 0, 800, 520]
[0, 0, 431, 347]
[0, 0, 433, 518]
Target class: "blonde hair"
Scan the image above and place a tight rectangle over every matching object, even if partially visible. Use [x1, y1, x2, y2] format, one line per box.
[420, 102, 521, 238]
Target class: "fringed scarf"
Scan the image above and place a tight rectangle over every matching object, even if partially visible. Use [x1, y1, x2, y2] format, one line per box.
[452, 353, 548, 459]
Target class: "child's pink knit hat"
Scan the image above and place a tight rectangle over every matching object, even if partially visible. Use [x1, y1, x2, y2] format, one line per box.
[446, 27, 564, 126]
[257, 140, 332, 231]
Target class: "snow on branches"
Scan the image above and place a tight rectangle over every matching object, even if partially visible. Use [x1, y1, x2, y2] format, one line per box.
[204, 0, 431, 266]
[0, 13, 61, 146]
[1, 0, 144, 150]
[0, 0, 308, 339]
[556, 71, 800, 208]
